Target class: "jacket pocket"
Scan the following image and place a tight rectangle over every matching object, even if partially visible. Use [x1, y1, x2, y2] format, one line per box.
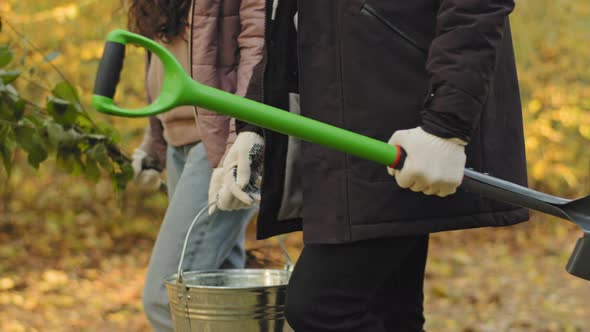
[340, 2, 430, 183]
[360, 3, 429, 56]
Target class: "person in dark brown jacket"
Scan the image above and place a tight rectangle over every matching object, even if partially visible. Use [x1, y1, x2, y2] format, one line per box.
[209, 0, 529, 330]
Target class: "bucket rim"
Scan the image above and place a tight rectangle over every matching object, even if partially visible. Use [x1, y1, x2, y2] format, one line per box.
[165, 268, 290, 290]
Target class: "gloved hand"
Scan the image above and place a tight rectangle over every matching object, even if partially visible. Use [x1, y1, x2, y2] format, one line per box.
[387, 127, 466, 197]
[208, 132, 265, 215]
[131, 148, 163, 191]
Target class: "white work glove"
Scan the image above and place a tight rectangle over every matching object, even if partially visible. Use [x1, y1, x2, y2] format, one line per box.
[208, 132, 265, 215]
[131, 149, 163, 191]
[387, 127, 467, 197]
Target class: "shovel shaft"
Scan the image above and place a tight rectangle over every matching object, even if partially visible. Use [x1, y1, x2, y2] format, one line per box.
[187, 82, 402, 167]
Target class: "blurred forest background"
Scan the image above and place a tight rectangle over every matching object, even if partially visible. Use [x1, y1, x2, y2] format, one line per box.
[0, 1, 589, 331]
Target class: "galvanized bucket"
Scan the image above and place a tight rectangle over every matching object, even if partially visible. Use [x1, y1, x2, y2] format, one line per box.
[165, 204, 294, 332]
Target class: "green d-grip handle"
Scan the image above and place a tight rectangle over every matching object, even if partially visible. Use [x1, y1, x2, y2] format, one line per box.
[93, 30, 198, 117]
[92, 29, 405, 168]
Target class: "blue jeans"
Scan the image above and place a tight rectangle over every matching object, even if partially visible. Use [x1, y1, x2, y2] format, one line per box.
[142, 142, 256, 332]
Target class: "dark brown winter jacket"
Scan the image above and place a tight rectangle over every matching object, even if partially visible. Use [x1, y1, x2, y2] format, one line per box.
[241, 0, 529, 244]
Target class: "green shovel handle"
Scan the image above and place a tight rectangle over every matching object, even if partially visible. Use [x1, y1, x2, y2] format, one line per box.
[92, 30, 197, 117]
[92, 29, 404, 168]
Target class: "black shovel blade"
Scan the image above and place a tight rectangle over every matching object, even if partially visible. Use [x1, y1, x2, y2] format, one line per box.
[566, 235, 590, 280]
[561, 195, 590, 281]
[462, 169, 590, 281]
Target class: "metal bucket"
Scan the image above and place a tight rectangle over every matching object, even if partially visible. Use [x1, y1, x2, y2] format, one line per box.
[165, 269, 292, 331]
[165, 204, 293, 331]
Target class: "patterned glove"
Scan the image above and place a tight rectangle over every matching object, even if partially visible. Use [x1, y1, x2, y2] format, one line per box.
[208, 132, 265, 214]
[387, 127, 466, 197]
[131, 149, 163, 192]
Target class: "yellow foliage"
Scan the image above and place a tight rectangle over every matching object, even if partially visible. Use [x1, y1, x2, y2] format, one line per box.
[579, 125, 590, 140]
[528, 99, 542, 114]
[80, 41, 105, 60]
[0, 278, 16, 291]
[7, 2, 82, 24]
[514, 0, 590, 196]
[553, 107, 579, 128]
[526, 136, 539, 150]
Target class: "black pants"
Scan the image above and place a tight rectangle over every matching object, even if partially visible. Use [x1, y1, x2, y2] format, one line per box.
[285, 235, 429, 332]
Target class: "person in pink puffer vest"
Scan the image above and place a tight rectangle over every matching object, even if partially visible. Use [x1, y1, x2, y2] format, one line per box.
[127, 1, 264, 331]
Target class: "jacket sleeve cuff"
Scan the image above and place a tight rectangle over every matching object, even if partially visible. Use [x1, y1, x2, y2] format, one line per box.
[420, 84, 484, 143]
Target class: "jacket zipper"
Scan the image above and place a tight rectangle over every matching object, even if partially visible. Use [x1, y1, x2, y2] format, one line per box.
[360, 3, 433, 104]
[261, 1, 273, 153]
[360, 3, 428, 55]
[261, 0, 272, 107]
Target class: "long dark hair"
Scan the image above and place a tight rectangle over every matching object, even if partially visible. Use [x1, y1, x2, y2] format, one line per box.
[127, 0, 191, 42]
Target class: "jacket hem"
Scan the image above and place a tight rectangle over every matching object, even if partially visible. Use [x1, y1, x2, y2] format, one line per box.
[256, 217, 302, 240]
[302, 208, 529, 244]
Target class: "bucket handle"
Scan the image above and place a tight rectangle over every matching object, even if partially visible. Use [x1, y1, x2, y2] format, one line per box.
[176, 201, 295, 286]
[176, 202, 215, 286]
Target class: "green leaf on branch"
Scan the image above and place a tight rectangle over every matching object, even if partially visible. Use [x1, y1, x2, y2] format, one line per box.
[84, 157, 101, 182]
[62, 128, 82, 147]
[52, 81, 80, 104]
[96, 123, 121, 144]
[0, 69, 20, 84]
[75, 114, 93, 129]
[46, 120, 66, 147]
[0, 45, 12, 68]
[56, 148, 73, 173]
[13, 99, 25, 121]
[0, 98, 23, 122]
[24, 113, 43, 128]
[85, 133, 108, 141]
[87, 143, 113, 173]
[1, 83, 18, 98]
[71, 153, 84, 176]
[0, 122, 10, 138]
[0, 143, 14, 176]
[0, 125, 15, 176]
[114, 162, 134, 192]
[56, 147, 83, 175]
[47, 96, 79, 125]
[14, 123, 48, 169]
